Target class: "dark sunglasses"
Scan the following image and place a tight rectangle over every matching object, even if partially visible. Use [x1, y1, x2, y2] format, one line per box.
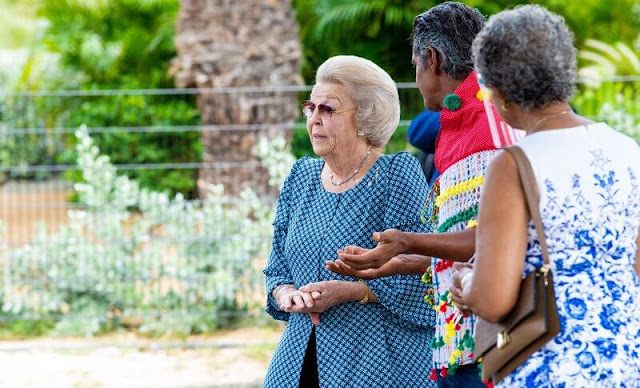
[302, 100, 356, 119]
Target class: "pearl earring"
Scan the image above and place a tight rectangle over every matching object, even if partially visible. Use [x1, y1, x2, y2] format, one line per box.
[357, 130, 365, 137]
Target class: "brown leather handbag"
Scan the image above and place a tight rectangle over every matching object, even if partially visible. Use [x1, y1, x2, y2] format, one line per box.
[473, 146, 561, 383]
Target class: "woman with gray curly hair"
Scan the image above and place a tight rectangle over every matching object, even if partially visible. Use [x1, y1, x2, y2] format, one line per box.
[263, 55, 436, 387]
[450, 5, 640, 386]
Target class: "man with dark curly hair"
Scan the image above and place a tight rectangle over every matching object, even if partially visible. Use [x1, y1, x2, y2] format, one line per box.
[328, 2, 513, 386]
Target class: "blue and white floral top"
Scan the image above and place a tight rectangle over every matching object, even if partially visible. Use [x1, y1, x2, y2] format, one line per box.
[499, 123, 640, 387]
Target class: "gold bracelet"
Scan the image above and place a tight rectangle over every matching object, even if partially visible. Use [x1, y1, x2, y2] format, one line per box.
[358, 280, 369, 304]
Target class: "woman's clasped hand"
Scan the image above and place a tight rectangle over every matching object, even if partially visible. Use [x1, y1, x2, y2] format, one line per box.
[273, 281, 364, 326]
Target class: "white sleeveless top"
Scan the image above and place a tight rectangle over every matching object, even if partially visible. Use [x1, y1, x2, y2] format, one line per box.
[500, 123, 640, 387]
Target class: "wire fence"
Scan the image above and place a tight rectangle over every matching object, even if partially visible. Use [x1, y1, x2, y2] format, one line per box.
[0, 79, 638, 336]
[2, 75, 639, 98]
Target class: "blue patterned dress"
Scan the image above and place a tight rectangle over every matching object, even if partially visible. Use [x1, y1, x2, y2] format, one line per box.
[263, 152, 436, 387]
[499, 123, 640, 387]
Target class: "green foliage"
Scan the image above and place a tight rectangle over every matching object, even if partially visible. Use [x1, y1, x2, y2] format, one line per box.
[311, 0, 421, 41]
[60, 94, 202, 197]
[39, 0, 179, 84]
[578, 39, 640, 86]
[0, 0, 41, 49]
[572, 39, 640, 144]
[0, 319, 57, 339]
[290, 127, 314, 159]
[0, 45, 81, 179]
[548, 0, 640, 45]
[139, 311, 219, 338]
[35, 0, 202, 197]
[52, 315, 103, 337]
[1, 127, 294, 337]
[385, 125, 412, 154]
[292, 0, 640, 156]
[464, 0, 640, 45]
[294, 0, 431, 85]
[572, 81, 640, 144]
[294, 0, 640, 84]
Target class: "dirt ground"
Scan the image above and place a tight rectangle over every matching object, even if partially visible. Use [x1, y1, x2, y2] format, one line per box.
[0, 326, 283, 388]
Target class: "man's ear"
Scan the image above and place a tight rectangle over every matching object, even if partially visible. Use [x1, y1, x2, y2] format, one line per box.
[426, 47, 441, 75]
[490, 87, 507, 108]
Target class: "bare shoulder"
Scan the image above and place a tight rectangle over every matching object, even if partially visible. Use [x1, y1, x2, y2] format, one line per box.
[485, 149, 519, 184]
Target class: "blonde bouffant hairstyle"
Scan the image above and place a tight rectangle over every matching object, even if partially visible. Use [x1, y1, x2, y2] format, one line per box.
[315, 55, 400, 148]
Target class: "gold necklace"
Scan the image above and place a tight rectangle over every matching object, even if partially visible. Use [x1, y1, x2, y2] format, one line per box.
[530, 110, 570, 131]
[329, 146, 373, 187]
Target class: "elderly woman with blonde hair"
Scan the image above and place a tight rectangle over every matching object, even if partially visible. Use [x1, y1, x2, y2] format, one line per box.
[263, 55, 436, 387]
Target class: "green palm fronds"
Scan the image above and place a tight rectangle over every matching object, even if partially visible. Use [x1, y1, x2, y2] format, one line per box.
[579, 38, 640, 87]
[312, 0, 422, 41]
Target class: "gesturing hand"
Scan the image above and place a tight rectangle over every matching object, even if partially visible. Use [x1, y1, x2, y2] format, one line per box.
[327, 249, 430, 279]
[335, 229, 408, 270]
[450, 262, 474, 314]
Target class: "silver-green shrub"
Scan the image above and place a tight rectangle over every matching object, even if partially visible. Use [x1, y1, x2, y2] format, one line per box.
[1, 126, 295, 336]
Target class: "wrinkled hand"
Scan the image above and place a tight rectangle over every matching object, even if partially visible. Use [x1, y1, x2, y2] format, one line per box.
[450, 262, 474, 314]
[273, 285, 315, 313]
[335, 229, 408, 270]
[327, 249, 430, 279]
[296, 281, 356, 325]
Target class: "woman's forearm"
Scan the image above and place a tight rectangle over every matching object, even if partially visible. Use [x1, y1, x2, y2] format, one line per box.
[343, 281, 379, 304]
[271, 284, 294, 298]
[403, 228, 476, 261]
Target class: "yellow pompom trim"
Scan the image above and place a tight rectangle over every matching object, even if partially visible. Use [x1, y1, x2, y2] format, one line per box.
[448, 348, 463, 364]
[466, 220, 478, 228]
[444, 323, 456, 344]
[476, 89, 491, 102]
[435, 176, 485, 207]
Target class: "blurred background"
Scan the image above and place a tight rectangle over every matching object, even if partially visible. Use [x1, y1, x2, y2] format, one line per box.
[0, 0, 638, 386]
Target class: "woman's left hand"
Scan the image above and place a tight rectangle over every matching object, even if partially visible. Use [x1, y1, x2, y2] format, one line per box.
[450, 262, 474, 314]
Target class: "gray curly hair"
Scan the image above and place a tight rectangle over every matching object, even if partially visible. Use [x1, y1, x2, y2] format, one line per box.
[472, 5, 576, 111]
[412, 2, 485, 80]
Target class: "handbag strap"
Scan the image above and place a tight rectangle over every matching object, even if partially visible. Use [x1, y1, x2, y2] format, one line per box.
[503, 146, 551, 267]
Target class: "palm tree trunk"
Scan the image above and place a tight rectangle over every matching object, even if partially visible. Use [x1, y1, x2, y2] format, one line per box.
[172, 0, 302, 198]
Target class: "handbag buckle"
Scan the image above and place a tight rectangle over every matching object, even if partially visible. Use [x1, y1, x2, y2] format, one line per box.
[497, 331, 510, 349]
[540, 265, 551, 286]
